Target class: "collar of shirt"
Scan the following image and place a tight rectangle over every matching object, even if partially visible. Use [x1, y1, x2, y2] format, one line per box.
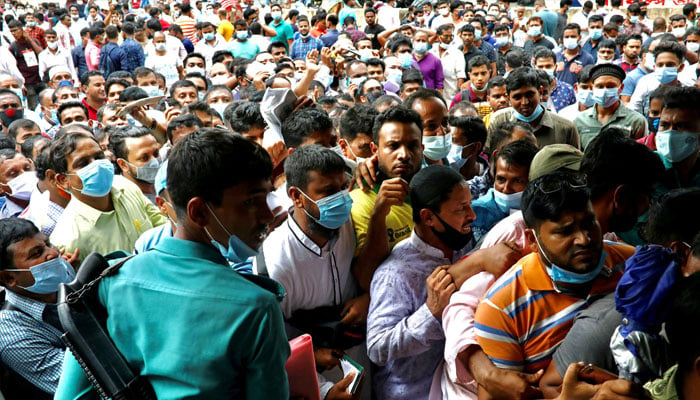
[5, 290, 46, 320]
[154, 236, 230, 267]
[286, 209, 338, 257]
[586, 101, 628, 121]
[408, 228, 472, 263]
[65, 182, 123, 225]
[539, 109, 555, 129]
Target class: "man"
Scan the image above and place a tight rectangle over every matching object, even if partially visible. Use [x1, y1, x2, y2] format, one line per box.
[290, 16, 323, 60]
[533, 0, 558, 38]
[342, 16, 367, 44]
[110, 127, 162, 204]
[68, 5, 88, 45]
[556, 23, 595, 86]
[49, 132, 167, 261]
[458, 25, 485, 75]
[263, 145, 367, 399]
[339, 104, 378, 163]
[629, 41, 686, 117]
[229, 20, 260, 60]
[574, 64, 647, 149]
[270, 3, 293, 53]
[469, 17, 498, 76]
[8, 119, 40, 151]
[448, 114, 489, 184]
[38, 30, 76, 83]
[23, 12, 46, 49]
[350, 106, 422, 291]
[450, 56, 491, 115]
[534, 48, 576, 112]
[36, 88, 56, 132]
[85, 25, 104, 72]
[8, 21, 42, 110]
[119, 22, 145, 73]
[489, 67, 580, 148]
[405, 90, 451, 166]
[21, 145, 70, 236]
[80, 71, 105, 122]
[56, 101, 90, 127]
[98, 25, 126, 78]
[54, 13, 75, 50]
[430, 24, 465, 101]
[0, 218, 78, 396]
[483, 77, 510, 127]
[474, 171, 636, 376]
[54, 128, 291, 398]
[174, 2, 197, 43]
[193, 22, 226, 67]
[71, 28, 90, 80]
[364, 8, 385, 50]
[471, 139, 538, 242]
[170, 80, 199, 106]
[494, 24, 522, 77]
[582, 15, 618, 63]
[0, 88, 29, 134]
[0, 149, 36, 218]
[559, 65, 596, 121]
[412, 30, 443, 91]
[613, 34, 642, 73]
[320, 14, 340, 47]
[523, 16, 555, 56]
[620, 2, 651, 38]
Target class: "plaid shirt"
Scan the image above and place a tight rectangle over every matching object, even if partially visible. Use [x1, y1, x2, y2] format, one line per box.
[613, 58, 638, 74]
[0, 290, 64, 393]
[289, 36, 323, 60]
[25, 26, 47, 49]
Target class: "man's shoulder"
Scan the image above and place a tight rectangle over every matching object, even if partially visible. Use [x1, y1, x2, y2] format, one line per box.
[547, 110, 577, 128]
[603, 241, 636, 265]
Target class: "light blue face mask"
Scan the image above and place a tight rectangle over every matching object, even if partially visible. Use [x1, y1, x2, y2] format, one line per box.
[413, 41, 428, 54]
[656, 130, 700, 163]
[299, 188, 353, 229]
[423, 133, 452, 161]
[398, 52, 413, 69]
[589, 28, 603, 40]
[448, 143, 475, 170]
[514, 104, 544, 123]
[69, 158, 114, 197]
[473, 29, 482, 40]
[128, 157, 162, 184]
[204, 203, 259, 264]
[6, 257, 76, 294]
[534, 234, 606, 284]
[204, 32, 215, 41]
[654, 66, 678, 84]
[591, 87, 619, 108]
[49, 109, 59, 125]
[210, 103, 227, 119]
[493, 189, 523, 210]
[141, 85, 164, 97]
[576, 89, 595, 107]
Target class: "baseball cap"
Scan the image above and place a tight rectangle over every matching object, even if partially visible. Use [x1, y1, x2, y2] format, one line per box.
[528, 144, 583, 181]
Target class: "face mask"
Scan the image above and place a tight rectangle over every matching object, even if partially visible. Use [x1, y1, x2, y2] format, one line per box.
[514, 104, 544, 123]
[299, 188, 353, 229]
[26, 21, 36, 27]
[647, 116, 660, 133]
[359, 49, 374, 61]
[656, 130, 699, 163]
[71, 14, 79, 20]
[398, 52, 413, 69]
[440, 8, 449, 16]
[141, 85, 163, 97]
[236, 31, 249, 40]
[596, 56, 613, 64]
[155, 42, 167, 52]
[493, 189, 523, 210]
[655, 66, 678, 84]
[1, 171, 37, 201]
[47, 41, 58, 50]
[687, 42, 700, 53]
[487, 22, 494, 30]
[644, 54, 655, 71]
[629, 15, 639, 23]
[271, 11, 282, 21]
[672, 27, 686, 39]
[576, 89, 595, 107]
[204, 203, 259, 264]
[128, 157, 162, 184]
[16, 10, 24, 16]
[591, 87, 619, 108]
[430, 211, 474, 251]
[439, 42, 450, 50]
[198, 92, 205, 101]
[300, 32, 310, 39]
[563, 37, 578, 50]
[348, 76, 366, 88]
[495, 36, 510, 47]
[413, 41, 428, 54]
[541, 68, 555, 78]
[9, 257, 76, 294]
[473, 29, 482, 40]
[211, 75, 229, 86]
[204, 32, 215, 41]
[126, 114, 141, 127]
[69, 158, 115, 197]
[534, 234, 606, 284]
[589, 28, 603, 40]
[186, 66, 206, 77]
[423, 133, 452, 161]
[387, 68, 402, 84]
[210, 102, 227, 118]
[0, 107, 24, 127]
[48, 109, 58, 125]
[527, 26, 541, 37]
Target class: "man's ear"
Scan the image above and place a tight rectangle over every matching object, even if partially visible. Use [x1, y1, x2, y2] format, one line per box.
[370, 142, 377, 155]
[288, 185, 305, 208]
[0, 271, 17, 289]
[187, 196, 209, 228]
[115, 158, 129, 174]
[419, 208, 436, 227]
[337, 138, 351, 159]
[524, 228, 539, 255]
[678, 62, 685, 73]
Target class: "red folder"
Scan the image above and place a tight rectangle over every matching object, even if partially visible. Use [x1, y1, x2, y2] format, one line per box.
[285, 334, 321, 400]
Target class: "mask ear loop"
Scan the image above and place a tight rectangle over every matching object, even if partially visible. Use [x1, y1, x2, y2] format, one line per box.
[204, 203, 233, 248]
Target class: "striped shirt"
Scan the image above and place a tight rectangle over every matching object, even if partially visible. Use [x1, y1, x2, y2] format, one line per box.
[175, 16, 198, 44]
[474, 241, 634, 373]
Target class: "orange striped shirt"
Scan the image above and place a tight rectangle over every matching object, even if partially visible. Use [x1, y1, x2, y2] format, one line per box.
[175, 16, 197, 44]
[474, 241, 634, 373]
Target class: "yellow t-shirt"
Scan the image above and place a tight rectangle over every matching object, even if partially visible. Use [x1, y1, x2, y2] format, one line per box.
[217, 20, 235, 42]
[350, 187, 414, 257]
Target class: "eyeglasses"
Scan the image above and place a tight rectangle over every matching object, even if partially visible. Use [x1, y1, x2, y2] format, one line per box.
[535, 174, 588, 194]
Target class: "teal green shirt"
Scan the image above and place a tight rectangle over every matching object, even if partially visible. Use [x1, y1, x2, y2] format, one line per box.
[54, 237, 291, 400]
[271, 20, 294, 52]
[228, 39, 260, 60]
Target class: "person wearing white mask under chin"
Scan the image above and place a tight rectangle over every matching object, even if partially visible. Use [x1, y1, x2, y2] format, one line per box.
[0, 150, 38, 218]
[469, 139, 538, 243]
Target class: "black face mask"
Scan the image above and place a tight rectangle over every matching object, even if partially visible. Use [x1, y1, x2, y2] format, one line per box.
[0, 108, 24, 128]
[430, 211, 474, 251]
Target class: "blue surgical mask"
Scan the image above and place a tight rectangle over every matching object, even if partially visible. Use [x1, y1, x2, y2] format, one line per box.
[514, 104, 544, 123]
[654, 66, 678, 84]
[398, 52, 413, 69]
[69, 158, 114, 197]
[493, 189, 523, 210]
[563, 37, 578, 50]
[204, 203, 259, 264]
[204, 32, 215, 41]
[236, 31, 249, 40]
[8, 257, 76, 294]
[576, 89, 595, 107]
[591, 87, 619, 108]
[423, 133, 452, 161]
[447, 142, 475, 170]
[630, 15, 639, 23]
[387, 68, 402, 84]
[128, 157, 162, 184]
[495, 36, 510, 47]
[656, 130, 700, 163]
[527, 26, 541, 37]
[473, 29, 482, 40]
[211, 103, 227, 118]
[534, 234, 606, 285]
[414, 41, 428, 54]
[141, 85, 163, 97]
[589, 28, 603, 40]
[299, 189, 353, 229]
[49, 109, 59, 125]
[198, 92, 205, 101]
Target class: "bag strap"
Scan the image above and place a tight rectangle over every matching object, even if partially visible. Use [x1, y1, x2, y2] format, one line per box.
[64, 256, 134, 305]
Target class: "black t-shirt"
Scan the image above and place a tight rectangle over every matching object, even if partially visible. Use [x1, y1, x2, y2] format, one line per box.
[364, 23, 386, 50]
[523, 36, 554, 57]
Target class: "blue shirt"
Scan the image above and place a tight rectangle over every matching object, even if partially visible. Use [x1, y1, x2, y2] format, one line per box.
[98, 41, 125, 77]
[551, 79, 577, 112]
[477, 39, 497, 64]
[133, 223, 172, 254]
[622, 65, 650, 96]
[290, 35, 324, 60]
[228, 39, 260, 59]
[120, 37, 146, 73]
[367, 230, 474, 400]
[54, 237, 291, 400]
[470, 188, 511, 242]
[71, 45, 88, 81]
[320, 29, 339, 47]
[182, 38, 194, 53]
[556, 49, 595, 86]
[581, 38, 620, 63]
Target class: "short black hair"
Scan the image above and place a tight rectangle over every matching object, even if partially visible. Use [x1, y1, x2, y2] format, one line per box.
[577, 64, 594, 84]
[285, 145, 347, 192]
[0, 134, 15, 151]
[666, 271, 700, 373]
[281, 108, 333, 149]
[339, 104, 379, 141]
[109, 126, 154, 161]
[505, 47, 527, 69]
[57, 101, 89, 125]
[372, 105, 423, 143]
[166, 113, 203, 143]
[643, 188, 700, 246]
[505, 67, 539, 93]
[33, 144, 51, 180]
[119, 86, 148, 102]
[495, 139, 538, 171]
[167, 128, 272, 216]
[0, 218, 40, 271]
[661, 86, 700, 118]
[487, 76, 506, 94]
[522, 171, 590, 229]
[410, 164, 465, 223]
[49, 132, 101, 174]
[449, 115, 487, 146]
[105, 77, 130, 97]
[229, 101, 265, 134]
[400, 68, 424, 86]
[7, 119, 38, 140]
[533, 47, 556, 63]
[468, 55, 490, 72]
[581, 127, 665, 201]
[404, 88, 447, 110]
[80, 70, 104, 87]
[20, 135, 48, 162]
[169, 79, 198, 100]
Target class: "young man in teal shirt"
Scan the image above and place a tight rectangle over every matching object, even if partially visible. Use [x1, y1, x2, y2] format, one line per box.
[270, 3, 294, 53]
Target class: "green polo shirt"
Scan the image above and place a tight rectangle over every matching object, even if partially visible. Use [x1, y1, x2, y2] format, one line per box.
[488, 107, 581, 149]
[574, 102, 648, 150]
[54, 237, 290, 399]
[271, 20, 294, 52]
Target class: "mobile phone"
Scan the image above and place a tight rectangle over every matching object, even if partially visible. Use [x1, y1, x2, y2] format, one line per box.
[578, 364, 618, 384]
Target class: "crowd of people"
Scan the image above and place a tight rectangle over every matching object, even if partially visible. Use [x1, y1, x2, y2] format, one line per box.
[0, 0, 698, 398]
